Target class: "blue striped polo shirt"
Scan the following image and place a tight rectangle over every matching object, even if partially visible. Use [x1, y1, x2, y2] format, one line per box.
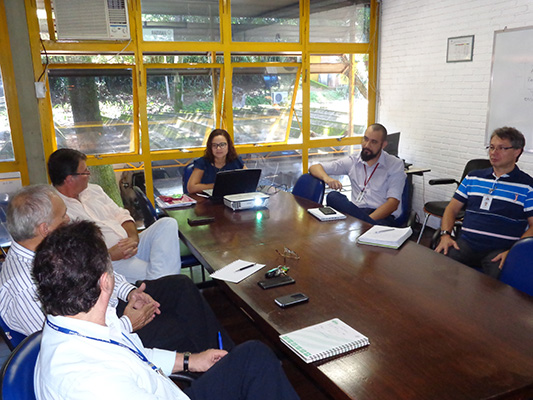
[453, 166, 533, 252]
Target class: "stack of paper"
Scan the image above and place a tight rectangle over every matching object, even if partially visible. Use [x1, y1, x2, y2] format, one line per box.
[280, 318, 369, 363]
[356, 225, 413, 249]
[307, 207, 346, 221]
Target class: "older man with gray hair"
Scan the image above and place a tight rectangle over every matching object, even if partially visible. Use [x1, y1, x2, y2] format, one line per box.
[0, 184, 234, 354]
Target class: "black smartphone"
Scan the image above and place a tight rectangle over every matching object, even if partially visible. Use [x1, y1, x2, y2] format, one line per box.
[258, 275, 295, 290]
[187, 217, 215, 226]
[319, 207, 336, 215]
[275, 292, 309, 308]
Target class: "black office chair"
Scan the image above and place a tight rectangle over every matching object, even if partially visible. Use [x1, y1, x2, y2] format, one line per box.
[417, 159, 491, 246]
[292, 174, 325, 204]
[0, 331, 41, 400]
[132, 186, 205, 283]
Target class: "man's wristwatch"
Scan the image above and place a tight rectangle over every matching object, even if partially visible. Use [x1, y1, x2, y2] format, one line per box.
[440, 230, 451, 236]
[183, 352, 191, 372]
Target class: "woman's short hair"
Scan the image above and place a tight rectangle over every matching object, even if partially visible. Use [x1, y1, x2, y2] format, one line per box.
[7, 185, 57, 242]
[203, 129, 239, 164]
[33, 220, 112, 316]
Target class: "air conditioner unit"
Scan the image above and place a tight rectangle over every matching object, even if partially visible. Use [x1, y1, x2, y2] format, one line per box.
[54, 0, 130, 40]
[272, 91, 288, 105]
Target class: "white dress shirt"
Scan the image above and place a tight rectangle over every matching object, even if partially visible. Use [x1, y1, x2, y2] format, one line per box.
[55, 183, 182, 283]
[321, 150, 406, 218]
[35, 310, 186, 400]
[56, 184, 134, 249]
[0, 240, 136, 335]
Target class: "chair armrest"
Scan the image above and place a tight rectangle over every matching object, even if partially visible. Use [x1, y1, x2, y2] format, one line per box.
[428, 178, 460, 186]
[169, 371, 200, 383]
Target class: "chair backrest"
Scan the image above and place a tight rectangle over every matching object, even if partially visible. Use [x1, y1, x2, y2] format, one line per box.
[499, 237, 533, 296]
[390, 176, 412, 227]
[182, 163, 195, 195]
[292, 174, 325, 204]
[0, 331, 41, 400]
[460, 159, 492, 182]
[0, 314, 26, 351]
[132, 186, 157, 228]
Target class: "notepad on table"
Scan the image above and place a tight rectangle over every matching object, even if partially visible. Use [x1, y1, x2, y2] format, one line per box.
[307, 207, 346, 221]
[356, 225, 412, 249]
[280, 318, 369, 363]
[209, 259, 265, 283]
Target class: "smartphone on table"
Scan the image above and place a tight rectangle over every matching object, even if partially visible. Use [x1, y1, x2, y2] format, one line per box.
[258, 275, 295, 289]
[319, 207, 336, 215]
[275, 292, 309, 308]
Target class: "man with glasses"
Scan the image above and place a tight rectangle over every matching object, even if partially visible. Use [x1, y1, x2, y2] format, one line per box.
[309, 123, 406, 225]
[0, 185, 235, 354]
[47, 148, 181, 283]
[435, 127, 533, 278]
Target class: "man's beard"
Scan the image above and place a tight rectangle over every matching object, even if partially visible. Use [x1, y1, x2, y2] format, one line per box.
[361, 148, 379, 162]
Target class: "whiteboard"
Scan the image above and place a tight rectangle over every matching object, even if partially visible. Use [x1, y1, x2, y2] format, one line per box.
[487, 26, 533, 153]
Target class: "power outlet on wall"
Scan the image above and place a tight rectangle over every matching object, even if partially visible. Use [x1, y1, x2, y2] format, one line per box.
[34, 82, 47, 99]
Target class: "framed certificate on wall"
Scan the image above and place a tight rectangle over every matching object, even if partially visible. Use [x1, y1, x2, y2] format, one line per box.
[446, 35, 474, 62]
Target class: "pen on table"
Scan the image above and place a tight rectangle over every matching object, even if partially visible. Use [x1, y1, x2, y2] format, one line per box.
[236, 263, 256, 272]
[218, 331, 223, 350]
[376, 228, 394, 234]
[197, 193, 209, 198]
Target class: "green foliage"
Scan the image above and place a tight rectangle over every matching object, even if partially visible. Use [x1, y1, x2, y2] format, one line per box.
[88, 165, 123, 207]
[245, 96, 269, 107]
[183, 100, 213, 112]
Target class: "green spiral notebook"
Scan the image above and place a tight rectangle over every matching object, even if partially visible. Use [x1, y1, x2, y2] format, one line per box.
[279, 318, 369, 363]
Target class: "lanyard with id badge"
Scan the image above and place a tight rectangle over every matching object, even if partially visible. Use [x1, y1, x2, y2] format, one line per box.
[46, 319, 168, 378]
[480, 179, 499, 210]
[356, 162, 380, 203]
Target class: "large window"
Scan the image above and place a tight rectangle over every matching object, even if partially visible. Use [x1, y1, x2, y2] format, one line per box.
[0, 0, 27, 185]
[0, 71, 14, 162]
[48, 69, 135, 155]
[141, 0, 221, 42]
[146, 68, 220, 150]
[309, 1, 371, 43]
[232, 66, 300, 145]
[231, 1, 300, 43]
[310, 54, 369, 139]
[28, 0, 378, 198]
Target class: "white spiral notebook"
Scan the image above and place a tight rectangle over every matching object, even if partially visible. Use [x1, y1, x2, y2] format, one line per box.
[280, 318, 369, 363]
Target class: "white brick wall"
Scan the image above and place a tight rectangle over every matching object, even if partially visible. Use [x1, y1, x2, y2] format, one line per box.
[378, 0, 533, 228]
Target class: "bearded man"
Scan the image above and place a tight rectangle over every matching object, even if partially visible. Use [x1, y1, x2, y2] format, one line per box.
[309, 123, 406, 225]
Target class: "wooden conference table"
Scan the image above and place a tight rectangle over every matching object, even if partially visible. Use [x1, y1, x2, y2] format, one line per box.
[167, 191, 533, 400]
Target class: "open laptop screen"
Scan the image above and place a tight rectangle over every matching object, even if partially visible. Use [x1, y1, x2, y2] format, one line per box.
[204, 169, 261, 199]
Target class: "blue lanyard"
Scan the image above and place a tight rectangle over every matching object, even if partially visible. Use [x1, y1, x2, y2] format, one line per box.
[46, 319, 160, 372]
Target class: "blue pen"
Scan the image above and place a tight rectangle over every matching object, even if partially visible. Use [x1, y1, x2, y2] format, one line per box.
[218, 331, 223, 350]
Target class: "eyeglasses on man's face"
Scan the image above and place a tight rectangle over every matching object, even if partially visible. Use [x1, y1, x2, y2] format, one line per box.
[485, 145, 515, 152]
[211, 142, 227, 149]
[71, 169, 91, 176]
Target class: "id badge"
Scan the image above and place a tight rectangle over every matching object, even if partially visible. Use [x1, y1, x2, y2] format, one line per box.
[480, 194, 493, 210]
[355, 190, 365, 203]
